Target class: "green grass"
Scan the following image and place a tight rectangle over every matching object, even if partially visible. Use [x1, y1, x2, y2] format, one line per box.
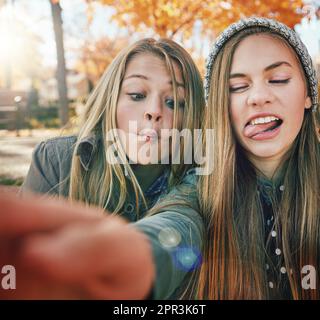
[0, 175, 24, 186]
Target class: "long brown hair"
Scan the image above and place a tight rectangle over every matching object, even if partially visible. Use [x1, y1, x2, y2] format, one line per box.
[198, 27, 320, 299]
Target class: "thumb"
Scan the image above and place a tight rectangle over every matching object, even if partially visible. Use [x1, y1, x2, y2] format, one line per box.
[0, 192, 104, 236]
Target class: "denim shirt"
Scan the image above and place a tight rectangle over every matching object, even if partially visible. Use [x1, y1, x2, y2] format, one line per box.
[21, 135, 203, 299]
[22, 134, 169, 221]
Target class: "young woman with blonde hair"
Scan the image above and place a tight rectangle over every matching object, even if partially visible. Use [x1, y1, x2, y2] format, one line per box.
[22, 38, 204, 214]
[198, 17, 319, 299]
[0, 38, 204, 299]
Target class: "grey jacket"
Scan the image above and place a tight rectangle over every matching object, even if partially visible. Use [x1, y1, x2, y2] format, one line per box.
[21, 135, 203, 299]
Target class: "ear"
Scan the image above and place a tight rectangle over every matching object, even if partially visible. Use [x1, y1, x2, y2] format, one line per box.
[305, 96, 312, 109]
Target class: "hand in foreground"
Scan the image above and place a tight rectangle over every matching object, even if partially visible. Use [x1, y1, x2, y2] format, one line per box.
[0, 192, 155, 299]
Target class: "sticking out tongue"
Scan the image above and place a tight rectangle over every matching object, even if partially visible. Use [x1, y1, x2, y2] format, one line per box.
[244, 120, 280, 138]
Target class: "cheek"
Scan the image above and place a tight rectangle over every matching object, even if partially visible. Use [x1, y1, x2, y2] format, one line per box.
[116, 99, 137, 131]
[287, 106, 305, 135]
[162, 109, 175, 128]
[284, 90, 307, 132]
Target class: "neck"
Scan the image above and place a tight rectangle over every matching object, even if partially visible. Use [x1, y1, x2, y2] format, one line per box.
[248, 153, 288, 181]
[131, 164, 167, 192]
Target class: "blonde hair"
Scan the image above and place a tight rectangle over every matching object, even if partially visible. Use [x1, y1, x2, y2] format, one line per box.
[197, 27, 320, 299]
[68, 38, 205, 216]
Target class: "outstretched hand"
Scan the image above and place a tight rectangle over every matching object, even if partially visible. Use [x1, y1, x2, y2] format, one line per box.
[0, 191, 155, 299]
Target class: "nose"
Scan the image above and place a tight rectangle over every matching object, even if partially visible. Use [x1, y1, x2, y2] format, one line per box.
[144, 96, 162, 122]
[247, 83, 274, 107]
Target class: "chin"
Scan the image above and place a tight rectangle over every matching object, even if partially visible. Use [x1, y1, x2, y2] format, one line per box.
[136, 158, 153, 165]
[244, 143, 289, 161]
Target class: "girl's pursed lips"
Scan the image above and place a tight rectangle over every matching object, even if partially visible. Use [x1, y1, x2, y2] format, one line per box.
[138, 129, 159, 137]
[137, 129, 160, 142]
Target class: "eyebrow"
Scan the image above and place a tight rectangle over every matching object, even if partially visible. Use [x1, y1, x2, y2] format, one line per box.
[265, 61, 292, 71]
[124, 74, 185, 87]
[229, 61, 293, 79]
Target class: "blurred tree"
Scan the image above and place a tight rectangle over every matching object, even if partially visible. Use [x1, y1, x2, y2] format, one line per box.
[49, 0, 69, 126]
[76, 37, 129, 87]
[0, 1, 42, 90]
[92, 0, 305, 39]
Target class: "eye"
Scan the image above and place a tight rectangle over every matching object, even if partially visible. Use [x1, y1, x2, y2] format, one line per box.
[165, 98, 185, 109]
[165, 98, 175, 109]
[229, 85, 249, 93]
[127, 93, 145, 101]
[269, 79, 290, 84]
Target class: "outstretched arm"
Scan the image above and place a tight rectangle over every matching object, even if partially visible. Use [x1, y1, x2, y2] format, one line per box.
[0, 172, 202, 300]
[134, 171, 203, 299]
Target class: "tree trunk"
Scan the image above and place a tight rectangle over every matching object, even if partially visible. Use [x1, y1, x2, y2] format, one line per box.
[49, 0, 69, 126]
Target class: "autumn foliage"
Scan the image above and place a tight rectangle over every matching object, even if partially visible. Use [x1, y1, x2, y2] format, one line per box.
[76, 37, 129, 85]
[93, 0, 305, 38]
[79, 0, 310, 84]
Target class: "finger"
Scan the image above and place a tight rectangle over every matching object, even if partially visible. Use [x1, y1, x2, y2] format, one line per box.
[19, 217, 126, 284]
[37, 222, 154, 299]
[0, 192, 105, 236]
[17, 217, 154, 299]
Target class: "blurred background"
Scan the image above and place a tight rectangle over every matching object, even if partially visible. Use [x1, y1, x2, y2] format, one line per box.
[0, 0, 320, 188]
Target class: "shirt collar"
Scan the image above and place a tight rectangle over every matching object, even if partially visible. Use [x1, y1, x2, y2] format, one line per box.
[144, 168, 170, 198]
[257, 166, 286, 191]
[257, 170, 285, 205]
[76, 133, 99, 171]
